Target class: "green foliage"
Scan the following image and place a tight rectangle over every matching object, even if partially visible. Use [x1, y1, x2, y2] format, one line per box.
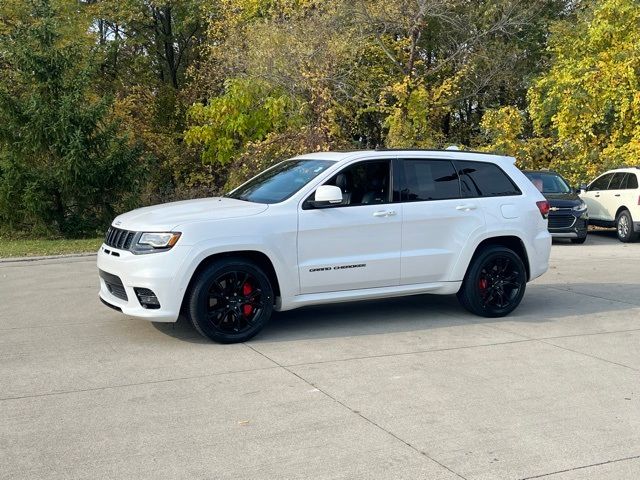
[527, 0, 640, 183]
[0, 0, 142, 236]
[480, 106, 556, 171]
[185, 79, 305, 165]
[3, 0, 638, 239]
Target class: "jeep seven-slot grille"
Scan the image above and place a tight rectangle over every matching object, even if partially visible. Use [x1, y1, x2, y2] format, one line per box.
[105, 227, 136, 250]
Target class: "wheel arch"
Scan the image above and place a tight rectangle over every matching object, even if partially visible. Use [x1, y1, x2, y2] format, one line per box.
[615, 206, 630, 219]
[466, 236, 531, 281]
[180, 250, 282, 313]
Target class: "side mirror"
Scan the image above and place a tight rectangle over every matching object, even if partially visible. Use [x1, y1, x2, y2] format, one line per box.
[579, 183, 587, 194]
[312, 185, 343, 208]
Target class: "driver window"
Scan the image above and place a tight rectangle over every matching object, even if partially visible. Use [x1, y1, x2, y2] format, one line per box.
[588, 173, 613, 191]
[322, 160, 391, 207]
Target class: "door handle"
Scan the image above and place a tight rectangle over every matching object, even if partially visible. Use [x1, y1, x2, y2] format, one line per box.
[595, 194, 600, 197]
[615, 194, 621, 197]
[373, 210, 397, 217]
[456, 204, 477, 211]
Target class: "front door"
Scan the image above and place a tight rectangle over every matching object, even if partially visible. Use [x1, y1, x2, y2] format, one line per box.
[582, 173, 614, 220]
[297, 160, 401, 294]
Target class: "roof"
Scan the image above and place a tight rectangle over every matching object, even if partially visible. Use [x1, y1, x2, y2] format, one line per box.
[293, 149, 515, 164]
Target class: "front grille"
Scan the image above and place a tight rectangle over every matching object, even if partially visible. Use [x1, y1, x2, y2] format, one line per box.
[99, 269, 128, 301]
[548, 215, 576, 230]
[105, 227, 136, 250]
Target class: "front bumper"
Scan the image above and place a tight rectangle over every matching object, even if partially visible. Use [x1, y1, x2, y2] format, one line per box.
[97, 244, 193, 322]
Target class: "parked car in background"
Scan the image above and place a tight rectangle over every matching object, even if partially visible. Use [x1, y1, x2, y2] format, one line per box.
[580, 168, 640, 243]
[523, 170, 588, 244]
[98, 149, 552, 343]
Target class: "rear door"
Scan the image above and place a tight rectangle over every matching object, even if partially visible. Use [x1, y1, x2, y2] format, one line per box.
[623, 173, 640, 217]
[398, 158, 485, 284]
[602, 172, 627, 220]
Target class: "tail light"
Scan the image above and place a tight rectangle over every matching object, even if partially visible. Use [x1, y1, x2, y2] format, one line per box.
[536, 200, 550, 219]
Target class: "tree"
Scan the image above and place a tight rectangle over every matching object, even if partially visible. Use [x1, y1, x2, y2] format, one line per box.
[0, 0, 143, 236]
[528, 0, 640, 183]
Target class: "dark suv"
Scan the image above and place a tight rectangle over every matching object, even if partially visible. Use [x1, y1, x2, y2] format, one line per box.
[524, 170, 588, 244]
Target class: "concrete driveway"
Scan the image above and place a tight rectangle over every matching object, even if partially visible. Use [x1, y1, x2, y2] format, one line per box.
[1, 232, 639, 480]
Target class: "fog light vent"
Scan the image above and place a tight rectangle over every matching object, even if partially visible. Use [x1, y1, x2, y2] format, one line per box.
[134, 288, 161, 309]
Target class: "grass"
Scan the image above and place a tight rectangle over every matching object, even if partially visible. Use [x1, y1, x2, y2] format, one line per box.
[0, 237, 103, 258]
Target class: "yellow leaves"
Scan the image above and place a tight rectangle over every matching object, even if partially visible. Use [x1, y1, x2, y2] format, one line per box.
[381, 71, 465, 149]
[480, 106, 523, 157]
[525, 0, 640, 183]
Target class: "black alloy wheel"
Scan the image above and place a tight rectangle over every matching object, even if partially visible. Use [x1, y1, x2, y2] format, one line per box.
[187, 258, 274, 343]
[458, 246, 527, 318]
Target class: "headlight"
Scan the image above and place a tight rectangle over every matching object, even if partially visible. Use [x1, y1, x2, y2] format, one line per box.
[573, 202, 587, 212]
[132, 232, 181, 254]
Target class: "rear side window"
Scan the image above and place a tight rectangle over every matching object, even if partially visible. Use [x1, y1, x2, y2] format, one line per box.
[454, 161, 521, 198]
[589, 173, 613, 191]
[398, 159, 459, 201]
[609, 172, 626, 190]
[624, 173, 638, 189]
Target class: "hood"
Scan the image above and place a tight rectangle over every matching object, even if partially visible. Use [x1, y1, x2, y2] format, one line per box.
[543, 192, 583, 208]
[112, 197, 269, 231]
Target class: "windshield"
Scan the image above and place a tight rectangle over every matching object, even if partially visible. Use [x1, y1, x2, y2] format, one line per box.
[226, 159, 334, 204]
[524, 172, 571, 194]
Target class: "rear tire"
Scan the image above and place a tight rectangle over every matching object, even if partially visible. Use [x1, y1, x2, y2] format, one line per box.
[457, 246, 527, 318]
[187, 258, 274, 343]
[616, 210, 639, 243]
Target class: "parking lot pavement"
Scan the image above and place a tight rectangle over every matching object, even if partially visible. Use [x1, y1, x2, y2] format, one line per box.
[1, 231, 639, 480]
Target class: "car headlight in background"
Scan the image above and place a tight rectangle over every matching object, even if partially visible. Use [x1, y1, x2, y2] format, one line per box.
[132, 232, 181, 254]
[572, 202, 587, 212]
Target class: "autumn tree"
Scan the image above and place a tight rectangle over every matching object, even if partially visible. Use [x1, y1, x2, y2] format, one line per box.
[527, 0, 640, 183]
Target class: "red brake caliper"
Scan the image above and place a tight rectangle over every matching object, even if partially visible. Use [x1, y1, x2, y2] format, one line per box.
[478, 278, 488, 290]
[242, 282, 253, 317]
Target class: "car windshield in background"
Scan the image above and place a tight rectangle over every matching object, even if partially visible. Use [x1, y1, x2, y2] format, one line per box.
[524, 172, 571, 194]
[226, 159, 334, 204]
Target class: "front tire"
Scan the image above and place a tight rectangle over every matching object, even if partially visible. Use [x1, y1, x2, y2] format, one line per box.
[457, 246, 527, 318]
[187, 258, 274, 343]
[616, 210, 639, 243]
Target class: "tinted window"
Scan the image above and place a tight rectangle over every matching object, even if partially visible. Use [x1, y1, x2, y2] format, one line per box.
[625, 173, 639, 189]
[609, 172, 626, 190]
[589, 173, 613, 191]
[524, 172, 571, 194]
[227, 159, 333, 204]
[399, 159, 459, 201]
[455, 161, 521, 197]
[311, 160, 391, 207]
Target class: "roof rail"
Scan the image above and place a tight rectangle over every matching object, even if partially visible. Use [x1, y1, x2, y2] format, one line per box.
[373, 147, 505, 156]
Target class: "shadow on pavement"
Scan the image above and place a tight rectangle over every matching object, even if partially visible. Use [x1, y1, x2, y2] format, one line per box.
[154, 281, 639, 343]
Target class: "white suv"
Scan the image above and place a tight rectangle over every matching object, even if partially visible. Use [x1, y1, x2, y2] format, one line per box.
[98, 150, 551, 343]
[581, 168, 640, 242]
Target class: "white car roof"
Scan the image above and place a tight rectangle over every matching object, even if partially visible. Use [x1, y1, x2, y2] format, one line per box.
[604, 167, 639, 173]
[293, 149, 516, 166]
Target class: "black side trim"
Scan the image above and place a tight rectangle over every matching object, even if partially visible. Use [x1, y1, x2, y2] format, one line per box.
[100, 297, 122, 312]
